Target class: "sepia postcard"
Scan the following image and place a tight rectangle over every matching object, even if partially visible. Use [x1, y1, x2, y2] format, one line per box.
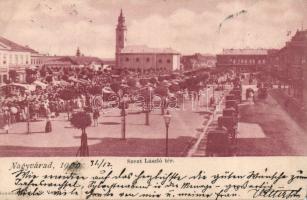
[0, 0, 306, 199]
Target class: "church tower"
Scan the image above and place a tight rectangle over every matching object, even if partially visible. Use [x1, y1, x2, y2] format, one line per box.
[115, 9, 127, 67]
[76, 47, 81, 57]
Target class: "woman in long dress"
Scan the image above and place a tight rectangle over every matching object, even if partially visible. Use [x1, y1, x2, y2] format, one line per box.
[45, 117, 52, 133]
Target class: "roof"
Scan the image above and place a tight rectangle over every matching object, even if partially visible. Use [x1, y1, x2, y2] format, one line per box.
[0, 36, 38, 53]
[221, 49, 268, 55]
[57, 56, 104, 65]
[286, 29, 307, 48]
[291, 29, 307, 42]
[120, 45, 180, 54]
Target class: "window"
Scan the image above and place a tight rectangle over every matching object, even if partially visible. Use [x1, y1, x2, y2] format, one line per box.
[9, 55, 12, 64]
[15, 55, 18, 64]
[167, 59, 171, 63]
[136, 57, 139, 62]
[3, 74, 7, 82]
[146, 58, 150, 62]
[126, 57, 129, 62]
[158, 59, 162, 63]
[3, 54, 7, 64]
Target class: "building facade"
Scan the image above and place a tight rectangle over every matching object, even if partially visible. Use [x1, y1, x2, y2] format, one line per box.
[0, 36, 37, 83]
[115, 10, 180, 74]
[216, 49, 269, 72]
[31, 52, 44, 67]
[274, 29, 307, 104]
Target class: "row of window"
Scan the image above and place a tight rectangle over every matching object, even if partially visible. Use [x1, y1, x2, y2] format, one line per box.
[122, 57, 172, 63]
[0, 74, 8, 83]
[121, 67, 169, 72]
[31, 58, 43, 65]
[0, 53, 30, 65]
[229, 58, 266, 65]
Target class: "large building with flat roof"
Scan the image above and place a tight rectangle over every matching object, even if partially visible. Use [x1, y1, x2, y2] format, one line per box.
[216, 48, 269, 72]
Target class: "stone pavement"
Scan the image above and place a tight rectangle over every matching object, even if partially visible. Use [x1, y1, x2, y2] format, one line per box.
[191, 86, 307, 157]
[237, 122, 266, 139]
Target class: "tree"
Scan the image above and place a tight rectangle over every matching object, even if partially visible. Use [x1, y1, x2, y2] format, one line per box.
[149, 77, 157, 85]
[89, 86, 102, 95]
[71, 112, 92, 156]
[39, 68, 47, 77]
[25, 68, 36, 84]
[45, 75, 53, 83]
[9, 70, 18, 82]
[169, 84, 180, 93]
[139, 78, 148, 86]
[127, 78, 136, 88]
[158, 76, 165, 82]
[110, 82, 121, 94]
[61, 74, 69, 82]
[59, 89, 77, 119]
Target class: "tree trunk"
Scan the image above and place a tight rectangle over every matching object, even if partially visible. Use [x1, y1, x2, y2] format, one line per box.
[79, 128, 89, 157]
[161, 97, 165, 115]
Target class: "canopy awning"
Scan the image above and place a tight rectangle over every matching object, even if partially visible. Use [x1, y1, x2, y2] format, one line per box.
[33, 81, 47, 89]
[102, 87, 114, 94]
[0, 83, 36, 91]
[69, 77, 89, 83]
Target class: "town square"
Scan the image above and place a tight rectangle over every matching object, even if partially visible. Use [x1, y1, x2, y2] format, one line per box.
[0, 0, 306, 157]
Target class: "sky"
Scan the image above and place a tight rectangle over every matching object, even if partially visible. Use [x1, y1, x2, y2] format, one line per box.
[0, 0, 306, 58]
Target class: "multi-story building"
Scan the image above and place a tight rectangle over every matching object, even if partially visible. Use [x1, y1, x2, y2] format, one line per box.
[0, 36, 38, 83]
[276, 29, 307, 103]
[216, 49, 269, 72]
[31, 52, 45, 67]
[115, 10, 180, 74]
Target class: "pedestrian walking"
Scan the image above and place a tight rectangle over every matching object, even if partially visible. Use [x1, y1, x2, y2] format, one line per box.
[93, 109, 100, 126]
[45, 117, 52, 133]
[4, 123, 9, 134]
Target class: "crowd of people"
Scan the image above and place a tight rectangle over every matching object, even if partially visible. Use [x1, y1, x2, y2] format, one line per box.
[0, 65, 235, 132]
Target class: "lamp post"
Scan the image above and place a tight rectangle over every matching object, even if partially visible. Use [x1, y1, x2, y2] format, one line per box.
[25, 93, 31, 134]
[119, 89, 128, 140]
[145, 86, 153, 125]
[27, 100, 30, 134]
[163, 110, 171, 157]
